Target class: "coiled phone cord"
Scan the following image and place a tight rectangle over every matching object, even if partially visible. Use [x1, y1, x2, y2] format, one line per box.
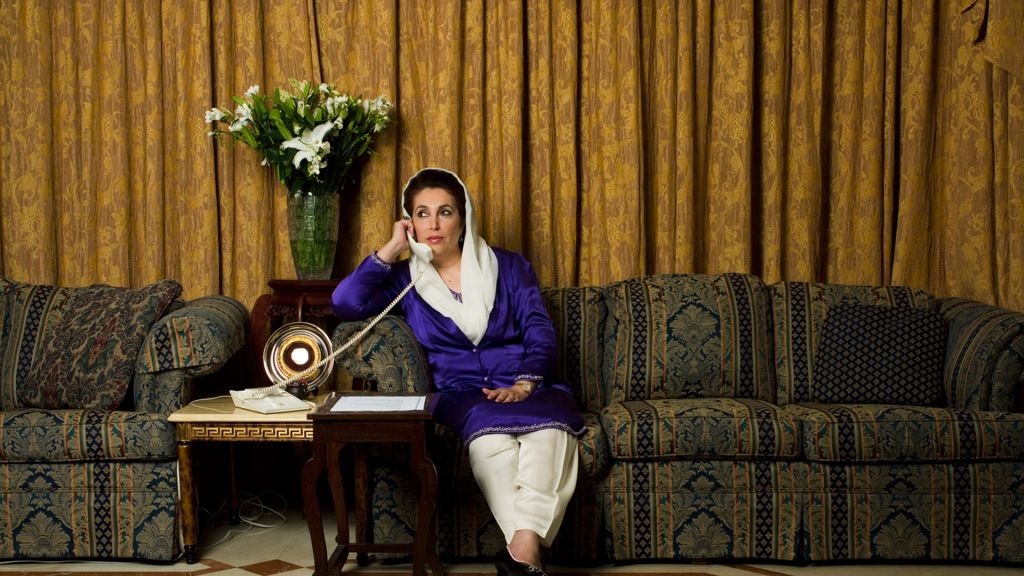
[242, 266, 427, 399]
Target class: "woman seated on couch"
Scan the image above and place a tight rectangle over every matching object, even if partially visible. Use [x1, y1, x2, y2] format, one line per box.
[331, 167, 585, 575]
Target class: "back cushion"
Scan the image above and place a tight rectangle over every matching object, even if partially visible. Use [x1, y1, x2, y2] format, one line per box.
[812, 303, 947, 405]
[769, 281, 935, 405]
[602, 273, 774, 403]
[541, 286, 606, 413]
[0, 278, 181, 410]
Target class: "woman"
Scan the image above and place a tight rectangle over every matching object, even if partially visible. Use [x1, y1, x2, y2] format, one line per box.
[332, 168, 584, 576]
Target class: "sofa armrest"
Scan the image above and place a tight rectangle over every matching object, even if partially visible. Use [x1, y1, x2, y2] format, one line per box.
[332, 316, 433, 393]
[578, 410, 610, 479]
[940, 297, 1024, 411]
[133, 296, 248, 412]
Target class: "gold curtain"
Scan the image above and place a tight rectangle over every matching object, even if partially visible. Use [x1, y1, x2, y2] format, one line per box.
[1, 1, 1021, 312]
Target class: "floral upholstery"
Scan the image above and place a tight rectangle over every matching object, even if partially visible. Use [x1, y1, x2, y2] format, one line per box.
[332, 316, 432, 394]
[600, 460, 803, 561]
[0, 280, 247, 562]
[602, 273, 774, 403]
[0, 461, 177, 560]
[0, 409, 176, 461]
[0, 278, 181, 410]
[601, 398, 801, 460]
[940, 297, 1024, 411]
[804, 462, 1024, 562]
[794, 404, 1024, 462]
[541, 286, 606, 412]
[577, 411, 610, 478]
[137, 296, 248, 377]
[333, 274, 1024, 565]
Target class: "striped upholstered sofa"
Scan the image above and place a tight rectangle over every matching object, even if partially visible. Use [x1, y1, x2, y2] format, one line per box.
[333, 273, 1024, 564]
[0, 278, 247, 562]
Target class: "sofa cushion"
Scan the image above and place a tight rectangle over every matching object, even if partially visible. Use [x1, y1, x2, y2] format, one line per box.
[812, 303, 947, 405]
[541, 286, 606, 413]
[0, 279, 181, 410]
[795, 403, 1024, 462]
[0, 408, 177, 462]
[769, 281, 936, 405]
[603, 273, 774, 403]
[600, 398, 801, 460]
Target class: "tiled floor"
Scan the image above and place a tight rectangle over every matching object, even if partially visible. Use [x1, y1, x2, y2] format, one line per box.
[1, 497, 1023, 575]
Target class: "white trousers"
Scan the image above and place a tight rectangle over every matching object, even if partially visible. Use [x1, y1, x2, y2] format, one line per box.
[468, 428, 579, 547]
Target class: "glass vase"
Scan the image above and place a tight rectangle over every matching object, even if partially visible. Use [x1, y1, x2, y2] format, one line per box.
[287, 193, 340, 280]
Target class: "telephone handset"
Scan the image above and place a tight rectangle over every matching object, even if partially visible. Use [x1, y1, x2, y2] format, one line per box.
[230, 240, 432, 412]
[406, 228, 434, 264]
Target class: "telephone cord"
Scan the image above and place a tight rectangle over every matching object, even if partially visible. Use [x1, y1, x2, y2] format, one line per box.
[247, 266, 426, 398]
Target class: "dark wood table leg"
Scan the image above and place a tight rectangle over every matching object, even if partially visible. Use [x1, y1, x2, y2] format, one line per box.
[302, 450, 329, 575]
[411, 422, 443, 576]
[326, 441, 350, 561]
[354, 444, 371, 566]
[177, 440, 198, 564]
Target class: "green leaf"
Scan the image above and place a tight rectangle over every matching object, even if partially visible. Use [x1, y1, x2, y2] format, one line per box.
[274, 116, 293, 140]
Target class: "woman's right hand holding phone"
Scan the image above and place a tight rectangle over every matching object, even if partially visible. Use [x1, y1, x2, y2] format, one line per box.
[377, 218, 413, 264]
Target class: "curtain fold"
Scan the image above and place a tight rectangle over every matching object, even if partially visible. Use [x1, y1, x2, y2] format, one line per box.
[0, 1, 1021, 312]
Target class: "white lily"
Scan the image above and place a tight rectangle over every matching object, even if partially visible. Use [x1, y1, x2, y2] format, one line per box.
[204, 108, 224, 123]
[325, 95, 344, 116]
[230, 103, 252, 130]
[245, 84, 260, 98]
[280, 121, 335, 174]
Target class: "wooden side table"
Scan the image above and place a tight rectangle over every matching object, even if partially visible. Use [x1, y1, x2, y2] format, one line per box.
[302, 393, 443, 576]
[250, 279, 339, 387]
[169, 396, 318, 564]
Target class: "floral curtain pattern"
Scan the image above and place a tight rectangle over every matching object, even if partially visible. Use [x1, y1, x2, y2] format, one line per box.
[0, 0, 1021, 312]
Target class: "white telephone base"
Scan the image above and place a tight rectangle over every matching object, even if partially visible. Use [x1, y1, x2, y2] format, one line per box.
[230, 389, 310, 414]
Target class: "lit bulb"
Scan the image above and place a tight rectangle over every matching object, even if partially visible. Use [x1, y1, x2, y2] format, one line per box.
[290, 347, 310, 366]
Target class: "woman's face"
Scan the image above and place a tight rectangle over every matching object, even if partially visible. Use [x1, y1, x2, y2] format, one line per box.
[409, 187, 464, 260]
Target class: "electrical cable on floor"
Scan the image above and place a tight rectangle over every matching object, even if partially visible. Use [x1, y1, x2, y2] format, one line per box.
[197, 490, 290, 551]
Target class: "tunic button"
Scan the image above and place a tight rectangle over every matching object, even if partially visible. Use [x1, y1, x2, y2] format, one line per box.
[473, 348, 478, 353]
[483, 376, 489, 382]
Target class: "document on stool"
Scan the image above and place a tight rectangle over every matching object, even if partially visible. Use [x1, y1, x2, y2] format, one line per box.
[332, 395, 425, 412]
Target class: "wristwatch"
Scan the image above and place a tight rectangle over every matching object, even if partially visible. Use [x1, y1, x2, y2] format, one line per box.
[516, 381, 535, 394]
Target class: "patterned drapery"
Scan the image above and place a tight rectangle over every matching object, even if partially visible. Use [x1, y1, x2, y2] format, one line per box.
[1, 1, 1020, 312]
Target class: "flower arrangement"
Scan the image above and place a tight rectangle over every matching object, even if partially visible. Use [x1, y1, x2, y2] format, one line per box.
[205, 80, 392, 196]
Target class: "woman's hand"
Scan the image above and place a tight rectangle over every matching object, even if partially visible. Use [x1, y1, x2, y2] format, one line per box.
[482, 384, 530, 403]
[377, 218, 414, 263]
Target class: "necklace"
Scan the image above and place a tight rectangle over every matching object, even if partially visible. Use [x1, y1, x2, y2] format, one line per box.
[433, 264, 459, 286]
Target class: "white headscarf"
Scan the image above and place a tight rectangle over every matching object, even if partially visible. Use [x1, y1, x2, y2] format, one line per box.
[402, 168, 498, 345]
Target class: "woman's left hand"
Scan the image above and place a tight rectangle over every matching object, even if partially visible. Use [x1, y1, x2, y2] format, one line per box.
[482, 385, 529, 403]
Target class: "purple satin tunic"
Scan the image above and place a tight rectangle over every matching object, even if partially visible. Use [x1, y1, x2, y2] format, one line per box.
[332, 248, 585, 443]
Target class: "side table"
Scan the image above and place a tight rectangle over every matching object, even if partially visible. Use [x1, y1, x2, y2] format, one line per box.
[250, 279, 339, 387]
[302, 393, 443, 576]
[169, 396, 319, 564]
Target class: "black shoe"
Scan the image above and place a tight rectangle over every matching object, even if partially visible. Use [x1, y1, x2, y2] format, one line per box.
[494, 547, 547, 576]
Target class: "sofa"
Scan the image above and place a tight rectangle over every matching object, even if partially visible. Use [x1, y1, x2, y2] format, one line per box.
[0, 278, 247, 562]
[332, 272, 1024, 564]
